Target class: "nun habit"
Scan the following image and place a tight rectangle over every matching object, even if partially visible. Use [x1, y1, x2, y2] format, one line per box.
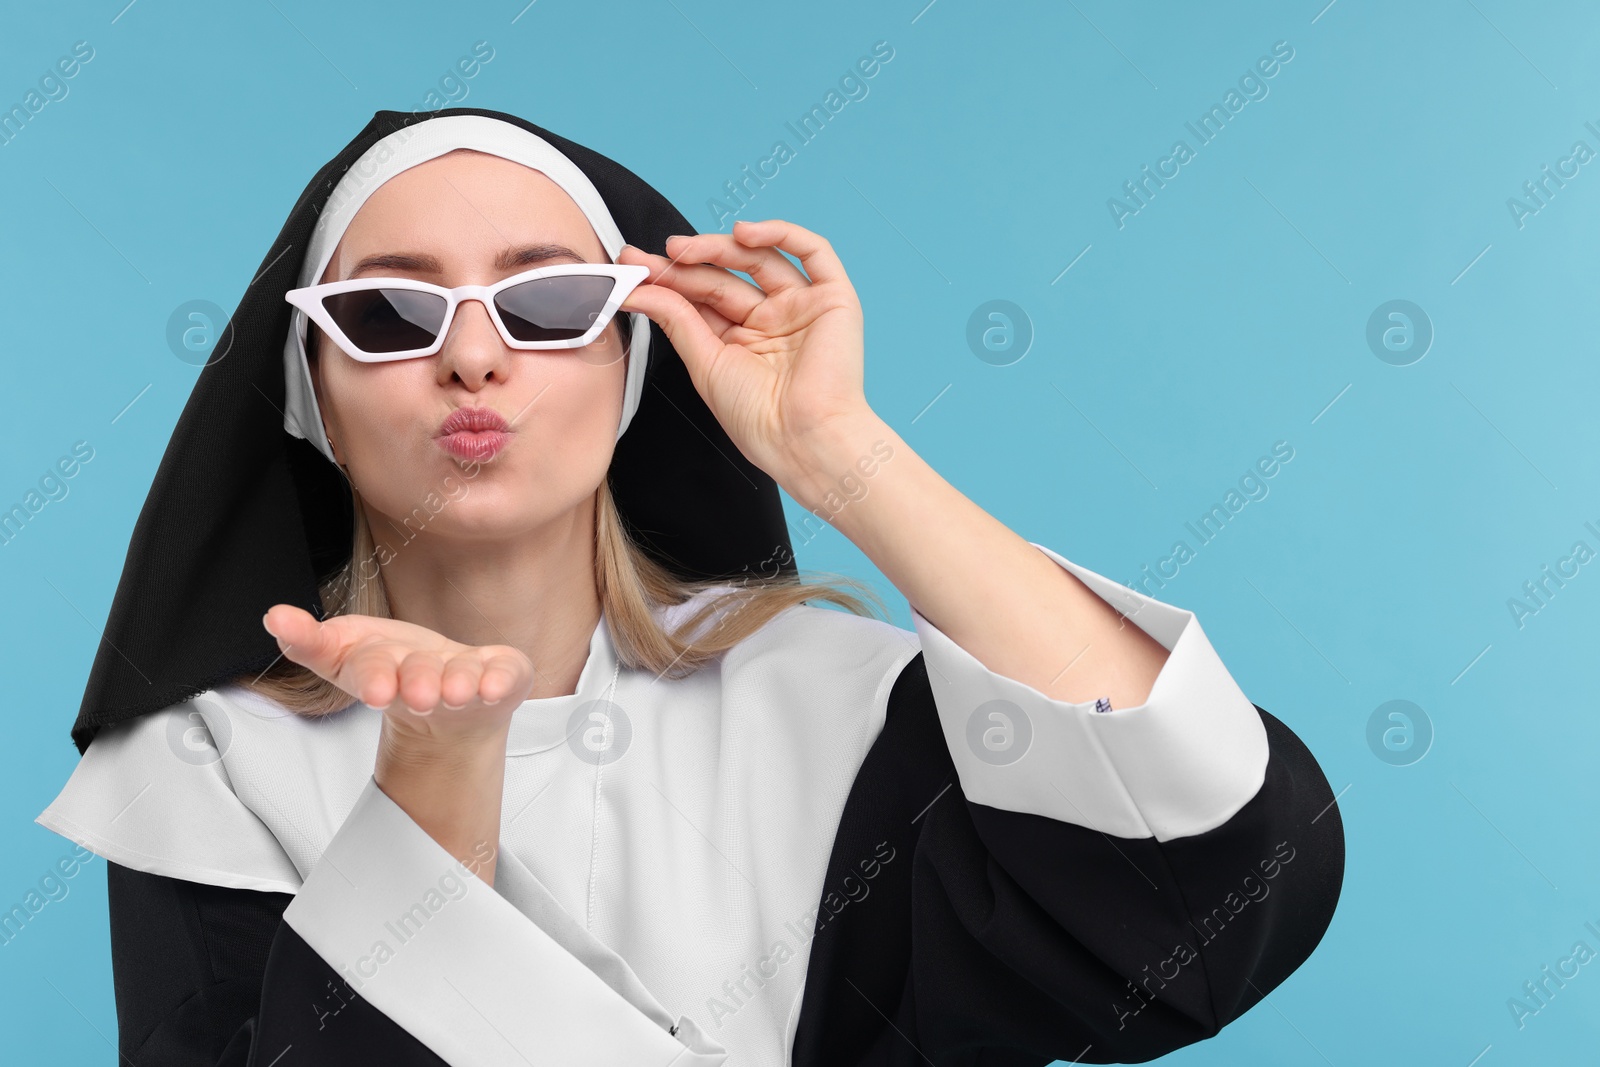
[35, 107, 1345, 1066]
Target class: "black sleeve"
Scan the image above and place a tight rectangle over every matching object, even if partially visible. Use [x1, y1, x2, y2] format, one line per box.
[106, 861, 450, 1065]
[791, 653, 1346, 1067]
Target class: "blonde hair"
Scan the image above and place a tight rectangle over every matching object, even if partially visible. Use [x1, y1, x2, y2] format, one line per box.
[237, 468, 883, 715]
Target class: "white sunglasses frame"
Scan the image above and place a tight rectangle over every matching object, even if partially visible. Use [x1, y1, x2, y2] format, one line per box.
[284, 262, 652, 363]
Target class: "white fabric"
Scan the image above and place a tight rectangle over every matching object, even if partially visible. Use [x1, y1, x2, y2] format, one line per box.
[285, 775, 726, 1065]
[912, 544, 1269, 841]
[282, 114, 652, 467]
[36, 545, 1268, 1065]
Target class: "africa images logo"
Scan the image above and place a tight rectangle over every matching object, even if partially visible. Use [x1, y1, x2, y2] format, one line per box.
[966, 699, 1033, 766]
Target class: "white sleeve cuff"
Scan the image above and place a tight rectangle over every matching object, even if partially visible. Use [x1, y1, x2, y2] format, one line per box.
[282, 775, 727, 1066]
[910, 542, 1269, 842]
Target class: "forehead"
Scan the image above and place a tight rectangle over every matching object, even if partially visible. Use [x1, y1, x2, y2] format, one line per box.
[326, 148, 607, 281]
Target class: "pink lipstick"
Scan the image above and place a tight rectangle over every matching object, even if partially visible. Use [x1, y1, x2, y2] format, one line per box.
[436, 406, 511, 462]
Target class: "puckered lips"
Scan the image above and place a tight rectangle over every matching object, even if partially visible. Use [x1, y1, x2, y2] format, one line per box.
[436, 405, 511, 462]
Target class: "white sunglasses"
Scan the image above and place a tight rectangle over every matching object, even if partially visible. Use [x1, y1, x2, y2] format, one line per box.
[285, 262, 650, 363]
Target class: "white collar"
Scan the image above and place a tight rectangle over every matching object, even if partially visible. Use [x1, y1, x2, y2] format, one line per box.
[506, 610, 619, 757]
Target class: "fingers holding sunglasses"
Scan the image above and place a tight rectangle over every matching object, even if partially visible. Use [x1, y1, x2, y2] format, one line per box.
[619, 280, 738, 393]
[664, 228, 812, 295]
[618, 244, 765, 326]
[620, 262, 743, 342]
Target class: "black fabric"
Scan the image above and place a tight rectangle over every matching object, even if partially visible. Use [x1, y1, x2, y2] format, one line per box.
[69, 106, 794, 756]
[106, 861, 448, 1065]
[788, 653, 1345, 1066]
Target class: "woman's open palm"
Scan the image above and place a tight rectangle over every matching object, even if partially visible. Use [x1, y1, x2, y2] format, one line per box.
[261, 603, 535, 747]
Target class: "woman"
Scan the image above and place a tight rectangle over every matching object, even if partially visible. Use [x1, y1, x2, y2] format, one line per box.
[36, 108, 1343, 1066]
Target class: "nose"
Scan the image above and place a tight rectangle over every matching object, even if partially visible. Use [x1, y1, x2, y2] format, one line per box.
[434, 295, 512, 390]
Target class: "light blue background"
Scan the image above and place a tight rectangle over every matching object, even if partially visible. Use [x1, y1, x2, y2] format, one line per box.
[3, 1, 1597, 1064]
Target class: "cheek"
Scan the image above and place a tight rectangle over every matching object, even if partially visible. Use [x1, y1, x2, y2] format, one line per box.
[534, 356, 627, 459]
[512, 355, 630, 508]
[326, 363, 427, 451]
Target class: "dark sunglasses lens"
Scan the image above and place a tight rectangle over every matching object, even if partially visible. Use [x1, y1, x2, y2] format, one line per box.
[495, 275, 619, 343]
[324, 289, 448, 354]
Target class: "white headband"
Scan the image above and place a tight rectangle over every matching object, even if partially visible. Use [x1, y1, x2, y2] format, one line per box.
[280, 114, 651, 466]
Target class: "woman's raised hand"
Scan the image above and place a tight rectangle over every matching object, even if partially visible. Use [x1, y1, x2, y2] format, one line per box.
[260, 603, 535, 749]
[617, 218, 874, 487]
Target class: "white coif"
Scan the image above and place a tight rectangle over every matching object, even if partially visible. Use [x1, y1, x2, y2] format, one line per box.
[280, 114, 653, 468]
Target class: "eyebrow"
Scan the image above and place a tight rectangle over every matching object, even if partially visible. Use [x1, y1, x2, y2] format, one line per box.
[346, 243, 591, 279]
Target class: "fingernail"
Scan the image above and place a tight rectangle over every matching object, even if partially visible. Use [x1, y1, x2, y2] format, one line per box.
[441, 700, 466, 711]
[666, 234, 687, 243]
